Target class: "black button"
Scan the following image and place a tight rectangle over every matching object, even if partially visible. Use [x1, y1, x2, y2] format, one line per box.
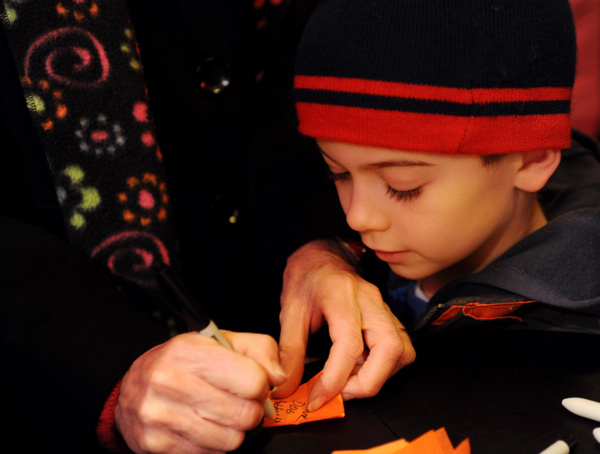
[197, 57, 231, 94]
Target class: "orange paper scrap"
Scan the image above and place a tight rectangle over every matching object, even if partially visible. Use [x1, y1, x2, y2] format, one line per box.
[263, 371, 345, 428]
[332, 427, 470, 454]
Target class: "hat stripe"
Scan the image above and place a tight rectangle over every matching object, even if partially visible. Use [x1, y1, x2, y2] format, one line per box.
[295, 76, 573, 103]
[295, 88, 570, 117]
[296, 102, 572, 154]
[295, 76, 571, 117]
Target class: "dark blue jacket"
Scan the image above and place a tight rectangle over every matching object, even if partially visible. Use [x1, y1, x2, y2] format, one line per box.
[397, 130, 600, 334]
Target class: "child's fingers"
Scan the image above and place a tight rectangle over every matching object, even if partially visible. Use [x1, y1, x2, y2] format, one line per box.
[272, 297, 311, 398]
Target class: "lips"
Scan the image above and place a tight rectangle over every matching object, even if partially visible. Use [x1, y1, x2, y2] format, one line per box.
[374, 250, 410, 263]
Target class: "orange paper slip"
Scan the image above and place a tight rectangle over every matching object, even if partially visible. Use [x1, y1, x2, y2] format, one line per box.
[332, 427, 470, 454]
[263, 371, 345, 427]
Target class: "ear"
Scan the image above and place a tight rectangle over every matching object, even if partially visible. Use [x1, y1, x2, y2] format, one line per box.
[513, 149, 561, 193]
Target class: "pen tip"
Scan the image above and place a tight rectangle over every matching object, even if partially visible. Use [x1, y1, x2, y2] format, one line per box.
[263, 398, 276, 420]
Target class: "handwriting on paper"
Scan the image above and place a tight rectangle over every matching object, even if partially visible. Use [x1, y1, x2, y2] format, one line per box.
[263, 371, 345, 428]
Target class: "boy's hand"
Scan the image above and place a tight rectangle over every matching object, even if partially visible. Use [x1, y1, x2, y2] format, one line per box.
[116, 331, 287, 454]
[274, 240, 415, 411]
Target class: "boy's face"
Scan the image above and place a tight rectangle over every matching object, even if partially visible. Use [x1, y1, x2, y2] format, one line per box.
[318, 139, 538, 288]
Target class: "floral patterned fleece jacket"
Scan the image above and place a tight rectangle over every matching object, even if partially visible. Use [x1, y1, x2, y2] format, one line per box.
[0, 2, 182, 451]
[0, 0, 289, 452]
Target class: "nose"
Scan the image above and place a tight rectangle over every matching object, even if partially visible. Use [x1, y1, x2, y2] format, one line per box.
[343, 184, 389, 233]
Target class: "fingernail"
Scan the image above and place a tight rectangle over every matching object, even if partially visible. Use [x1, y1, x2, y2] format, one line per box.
[342, 393, 356, 401]
[272, 361, 288, 380]
[308, 396, 326, 412]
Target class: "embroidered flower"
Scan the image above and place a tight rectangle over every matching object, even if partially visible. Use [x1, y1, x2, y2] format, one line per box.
[56, 1, 99, 22]
[57, 164, 101, 230]
[75, 114, 126, 155]
[23, 78, 68, 131]
[118, 173, 169, 227]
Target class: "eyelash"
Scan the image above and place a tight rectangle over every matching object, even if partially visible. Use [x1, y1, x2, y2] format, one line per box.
[385, 186, 422, 201]
[327, 170, 350, 182]
[327, 171, 422, 202]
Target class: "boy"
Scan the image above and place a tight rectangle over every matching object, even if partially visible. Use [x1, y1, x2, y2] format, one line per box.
[275, 0, 600, 410]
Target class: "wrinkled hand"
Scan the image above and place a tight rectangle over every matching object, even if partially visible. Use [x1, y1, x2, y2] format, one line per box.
[273, 240, 415, 411]
[116, 331, 288, 454]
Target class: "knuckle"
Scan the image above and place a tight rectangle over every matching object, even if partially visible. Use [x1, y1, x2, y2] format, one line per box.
[235, 363, 269, 399]
[137, 400, 162, 427]
[387, 337, 415, 365]
[247, 375, 269, 400]
[251, 332, 278, 351]
[166, 333, 199, 354]
[233, 400, 264, 431]
[331, 271, 358, 291]
[401, 345, 417, 366]
[221, 429, 246, 452]
[360, 382, 382, 398]
[164, 333, 187, 349]
[137, 432, 166, 453]
[388, 336, 406, 355]
[361, 281, 382, 298]
[342, 338, 365, 361]
[146, 367, 172, 390]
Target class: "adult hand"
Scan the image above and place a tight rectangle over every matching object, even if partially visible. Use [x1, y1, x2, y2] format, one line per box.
[115, 331, 288, 454]
[273, 239, 415, 411]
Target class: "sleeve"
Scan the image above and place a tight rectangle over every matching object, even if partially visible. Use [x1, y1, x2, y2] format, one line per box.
[96, 379, 130, 453]
[0, 216, 168, 452]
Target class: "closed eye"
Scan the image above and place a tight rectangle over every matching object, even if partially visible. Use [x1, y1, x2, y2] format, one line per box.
[327, 170, 351, 182]
[386, 186, 422, 202]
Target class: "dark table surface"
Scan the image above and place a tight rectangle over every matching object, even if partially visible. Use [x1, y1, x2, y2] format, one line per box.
[235, 329, 600, 454]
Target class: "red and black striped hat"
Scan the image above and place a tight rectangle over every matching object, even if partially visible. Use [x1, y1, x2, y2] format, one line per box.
[295, 0, 576, 155]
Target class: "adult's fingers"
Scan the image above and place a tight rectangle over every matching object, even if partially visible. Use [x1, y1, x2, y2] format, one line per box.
[145, 334, 272, 403]
[118, 390, 252, 454]
[222, 331, 288, 387]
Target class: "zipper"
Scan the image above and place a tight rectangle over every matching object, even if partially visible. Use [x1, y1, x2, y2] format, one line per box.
[410, 303, 448, 333]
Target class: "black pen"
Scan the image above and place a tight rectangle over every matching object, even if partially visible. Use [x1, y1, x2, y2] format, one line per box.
[156, 266, 276, 419]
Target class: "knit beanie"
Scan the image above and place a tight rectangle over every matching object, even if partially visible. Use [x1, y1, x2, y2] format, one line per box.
[295, 0, 576, 155]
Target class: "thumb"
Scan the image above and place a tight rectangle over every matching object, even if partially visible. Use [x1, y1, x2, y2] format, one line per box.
[221, 331, 288, 387]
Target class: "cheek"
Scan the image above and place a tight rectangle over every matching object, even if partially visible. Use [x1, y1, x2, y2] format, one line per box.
[409, 182, 513, 258]
[407, 214, 467, 260]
